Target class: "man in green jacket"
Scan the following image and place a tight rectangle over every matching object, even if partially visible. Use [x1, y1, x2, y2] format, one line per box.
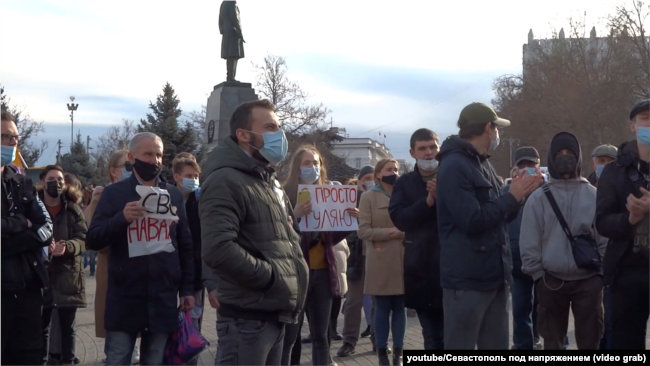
[200, 99, 308, 365]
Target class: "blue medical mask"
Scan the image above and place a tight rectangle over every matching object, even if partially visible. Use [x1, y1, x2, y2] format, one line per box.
[120, 167, 132, 181]
[518, 167, 537, 176]
[247, 129, 288, 165]
[595, 164, 607, 179]
[1, 145, 16, 166]
[300, 166, 320, 184]
[637, 126, 650, 146]
[181, 178, 200, 192]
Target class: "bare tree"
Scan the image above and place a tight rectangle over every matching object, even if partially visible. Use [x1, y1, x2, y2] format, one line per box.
[93, 119, 137, 160]
[1, 85, 47, 166]
[254, 54, 331, 135]
[491, 2, 649, 176]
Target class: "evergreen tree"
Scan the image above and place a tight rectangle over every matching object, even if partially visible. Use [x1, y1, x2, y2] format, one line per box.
[139, 82, 199, 180]
[60, 131, 99, 185]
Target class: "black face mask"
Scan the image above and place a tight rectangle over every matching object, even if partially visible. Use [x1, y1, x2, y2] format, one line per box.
[554, 155, 577, 177]
[133, 158, 162, 181]
[381, 174, 398, 186]
[46, 180, 63, 198]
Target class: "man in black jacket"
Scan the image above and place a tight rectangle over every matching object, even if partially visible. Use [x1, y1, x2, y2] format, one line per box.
[1, 111, 53, 365]
[596, 99, 650, 349]
[87, 132, 195, 365]
[436, 103, 541, 349]
[389, 128, 443, 350]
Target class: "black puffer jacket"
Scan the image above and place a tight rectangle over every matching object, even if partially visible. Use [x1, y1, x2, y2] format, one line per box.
[1, 166, 52, 292]
[596, 141, 650, 285]
[436, 136, 519, 291]
[200, 137, 308, 324]
[39, 188, 87, 308]
[389, 166, 442, 310]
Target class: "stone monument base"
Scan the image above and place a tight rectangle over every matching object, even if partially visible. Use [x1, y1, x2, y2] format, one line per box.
[205, 82, 258, 152]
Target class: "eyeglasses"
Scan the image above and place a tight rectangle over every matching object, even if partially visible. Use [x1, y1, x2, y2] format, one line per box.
[1, 134, 19, 143]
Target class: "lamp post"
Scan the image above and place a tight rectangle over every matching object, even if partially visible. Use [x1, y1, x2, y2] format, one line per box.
[503, 137, 520, 167]
[66, 96, 79, 152]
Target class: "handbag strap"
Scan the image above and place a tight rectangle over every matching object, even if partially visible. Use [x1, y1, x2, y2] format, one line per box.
[542, 184, 574, 244]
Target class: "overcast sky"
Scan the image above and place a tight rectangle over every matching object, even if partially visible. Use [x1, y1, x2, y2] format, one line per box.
[0, 0, 621, 164]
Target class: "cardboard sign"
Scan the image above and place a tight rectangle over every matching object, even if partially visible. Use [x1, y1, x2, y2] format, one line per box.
[127, 186, 178, 258]
[297, 184, 358, 232]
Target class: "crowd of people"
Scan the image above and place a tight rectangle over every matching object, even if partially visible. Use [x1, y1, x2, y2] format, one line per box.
[1, 98, 648, 366]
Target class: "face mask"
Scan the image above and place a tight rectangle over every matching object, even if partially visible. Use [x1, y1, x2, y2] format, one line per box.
[46, 180, 63, 198]
[595, 164, 607, 179]
[300, 166, 320, 184]
[381, 174, 398, 186]
[363, 181, 375, 191]
[637, 126, 650, 146]
[133, 158, 162, 181]
[417, 158, 438, 172]
[120, 168, 132, 181]
[1, 145, 16, 166]
[181, 178, 200, 192]
[490, 135, 500, 151]
[554, 155, 577, 177]
[247, 129, 288, 165]
[518, 167, 537, 176]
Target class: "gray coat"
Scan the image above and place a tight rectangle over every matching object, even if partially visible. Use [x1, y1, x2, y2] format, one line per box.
[519, 178, 607, 282]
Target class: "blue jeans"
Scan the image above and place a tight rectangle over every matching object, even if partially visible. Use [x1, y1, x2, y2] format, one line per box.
[373, 295, 406, 349]
[363, 295, 373, 326]
[416, 308, 444, 350]
[215, 316, 285, 365]
[105, 330, 168, 365]
[511, 275, 536, 349]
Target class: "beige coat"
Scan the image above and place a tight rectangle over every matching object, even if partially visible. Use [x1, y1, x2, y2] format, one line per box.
[333, 239, 350, 297]
[85, 195, 109, 338]
[358, 189, 405, 296]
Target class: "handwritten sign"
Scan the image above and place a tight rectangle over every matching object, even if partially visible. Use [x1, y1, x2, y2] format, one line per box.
[127, 186, 178, 258]
[297, 184, 358, 232]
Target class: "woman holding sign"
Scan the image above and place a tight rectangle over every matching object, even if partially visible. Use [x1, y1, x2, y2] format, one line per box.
[282, 145, 356, 366]
[358, 158, 405, 366]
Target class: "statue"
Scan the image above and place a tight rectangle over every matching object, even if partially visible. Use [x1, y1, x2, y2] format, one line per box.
[219, 0, 245, 83]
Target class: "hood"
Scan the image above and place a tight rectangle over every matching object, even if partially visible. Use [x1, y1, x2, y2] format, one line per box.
[201, 136, 272, 182]
[547, 132, 583, 179]
[436, 135, 485, 163]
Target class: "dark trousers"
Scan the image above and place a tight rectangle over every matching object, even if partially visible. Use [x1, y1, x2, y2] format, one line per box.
[416, 308, 444, 350]
[341, 275, 365, 346]
[304, 269, 333, 365]
[610, 268, 649, 349]
[2, 286, 44, 365]
[281, 312, 302, 366]
[329, 296, 342, 339]
[536, 274, 603, 350]
[42, 307, 77, 363]
[511, 274, 537, 349]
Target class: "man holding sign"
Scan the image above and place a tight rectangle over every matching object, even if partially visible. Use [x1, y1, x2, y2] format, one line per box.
[87, 132, 194, 366]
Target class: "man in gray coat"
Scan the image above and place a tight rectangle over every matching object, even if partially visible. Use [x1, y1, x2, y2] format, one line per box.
[200, 99, 308, 365]
[520, 132, 607, 350]
[219, 0, 244, 83]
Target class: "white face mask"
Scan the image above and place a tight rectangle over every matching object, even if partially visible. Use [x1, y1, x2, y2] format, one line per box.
[416, 158, 438, 172]
[362, 181, 375, 191]
[490, 135, 500, 151]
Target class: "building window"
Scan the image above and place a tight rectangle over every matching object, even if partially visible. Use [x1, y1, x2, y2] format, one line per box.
[355, 158, 361, 169]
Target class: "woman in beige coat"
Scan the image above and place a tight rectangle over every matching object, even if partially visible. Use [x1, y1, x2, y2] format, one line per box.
[358, 158, 405, 366]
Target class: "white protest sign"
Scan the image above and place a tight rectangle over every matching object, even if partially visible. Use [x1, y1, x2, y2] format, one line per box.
[127, 185, 178, 258]
[297, 184, 358, 232]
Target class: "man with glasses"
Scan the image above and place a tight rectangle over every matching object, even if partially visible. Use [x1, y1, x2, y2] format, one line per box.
[1, 111, 53, 365]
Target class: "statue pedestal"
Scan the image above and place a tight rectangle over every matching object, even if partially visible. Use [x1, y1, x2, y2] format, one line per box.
[205, 82, 258, 151]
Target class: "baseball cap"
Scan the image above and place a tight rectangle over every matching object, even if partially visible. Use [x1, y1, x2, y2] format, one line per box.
[513, 146, 540, 166]
[591, 144, 617, 159]
[630, 99, 649, 120]
[458, 102, 511, 130]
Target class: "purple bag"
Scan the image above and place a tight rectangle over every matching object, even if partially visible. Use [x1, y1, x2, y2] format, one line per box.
[163, 309, 210, 365]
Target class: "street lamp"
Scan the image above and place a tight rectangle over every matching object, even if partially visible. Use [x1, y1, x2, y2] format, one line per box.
[66, 96, 79, 152]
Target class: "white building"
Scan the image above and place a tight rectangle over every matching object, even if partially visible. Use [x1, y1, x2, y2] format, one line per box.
[331, 137, 393, 170]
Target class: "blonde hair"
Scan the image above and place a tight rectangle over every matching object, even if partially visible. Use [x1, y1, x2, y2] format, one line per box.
[374, 158, 399, 185]
[283, 145, 328, 206]
[172, 153, 201, 175]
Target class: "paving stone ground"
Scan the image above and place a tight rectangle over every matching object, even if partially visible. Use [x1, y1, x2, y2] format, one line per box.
[72, 269, 648, 365]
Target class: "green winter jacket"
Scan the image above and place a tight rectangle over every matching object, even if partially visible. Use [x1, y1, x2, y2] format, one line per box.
[199, 137, 308, 324]
[40, 188, 88, 308]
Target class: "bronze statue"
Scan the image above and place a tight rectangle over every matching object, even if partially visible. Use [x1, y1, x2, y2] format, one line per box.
[219, 0, 244, 83]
